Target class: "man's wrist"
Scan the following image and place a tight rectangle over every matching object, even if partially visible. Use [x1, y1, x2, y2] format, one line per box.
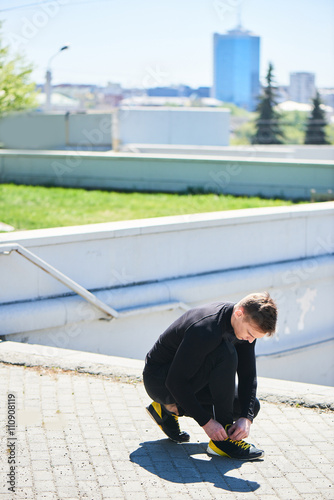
[241, 415, 253, 423]
[202, 417, 213, 428]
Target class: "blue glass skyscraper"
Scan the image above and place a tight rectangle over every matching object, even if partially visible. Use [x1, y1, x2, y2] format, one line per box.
[213, 27, 260, 111]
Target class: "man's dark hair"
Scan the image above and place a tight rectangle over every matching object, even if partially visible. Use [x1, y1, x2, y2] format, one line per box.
[238, 292, 277, 336]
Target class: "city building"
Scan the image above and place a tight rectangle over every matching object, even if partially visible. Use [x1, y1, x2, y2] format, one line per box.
[213, 26, 260, 111]
[147, 87, 180, 97]
[99, 82, 123, 108]
[146, 86, 211, 98]
[319, 88, 334, 109]
[289, 72, 316, 104]
[276, 85, 290, 104]
[194, 87, 211, 98]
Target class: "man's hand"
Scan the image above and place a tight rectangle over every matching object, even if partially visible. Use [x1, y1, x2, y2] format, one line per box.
[228, 417, 251, 440]
[202, 418, 228, 441]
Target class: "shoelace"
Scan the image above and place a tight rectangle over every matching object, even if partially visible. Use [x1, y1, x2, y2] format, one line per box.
[227, 437, 250, 450]
[224, 424, 250, 450]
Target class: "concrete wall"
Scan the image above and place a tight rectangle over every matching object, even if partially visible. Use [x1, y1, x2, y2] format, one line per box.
[1, 108, 332, 160]
[0, 113, 112, 150]
[121, 144, 334, 161]
[2, 256, 333, 386]
[0, 114, 66, 149]
[1, 202, 332, 304]
[1, 150, 333, 200]
[67, 113, 112, 147]
[293, 145, 334, 160]
[0, 107, 230, 150]
[0, 203, 333, 385]
[257, 339, 334, 387]
[117, 107, 230, 146]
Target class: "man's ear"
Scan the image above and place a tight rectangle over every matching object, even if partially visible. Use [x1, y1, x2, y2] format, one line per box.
[235, 306, 244, 318]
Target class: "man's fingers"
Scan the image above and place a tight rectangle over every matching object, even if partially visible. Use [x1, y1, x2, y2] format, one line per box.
[203, 419, 229, 440]
[228, 424, 236, 435]
[229, 430, 246, 440]
[213, 429, 228, 441]
[229, 428, 240, 439]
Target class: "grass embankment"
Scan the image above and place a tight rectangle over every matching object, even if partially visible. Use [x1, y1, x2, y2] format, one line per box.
[0, 184, 305, 231]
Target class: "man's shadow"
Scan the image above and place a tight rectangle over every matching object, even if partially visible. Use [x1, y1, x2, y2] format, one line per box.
[130, 440, 261, 492]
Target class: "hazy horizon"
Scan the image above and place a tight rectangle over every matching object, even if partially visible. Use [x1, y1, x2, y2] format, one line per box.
[1, 0, 333, 89]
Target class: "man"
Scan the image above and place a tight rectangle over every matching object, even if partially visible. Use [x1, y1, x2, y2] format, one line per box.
[143, 292, 277, 460]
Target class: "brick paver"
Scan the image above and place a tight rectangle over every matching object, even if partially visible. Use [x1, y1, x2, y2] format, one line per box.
[0, 363, 333, 499]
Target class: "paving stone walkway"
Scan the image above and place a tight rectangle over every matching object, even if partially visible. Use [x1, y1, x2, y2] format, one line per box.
[0, 361, 333, 500]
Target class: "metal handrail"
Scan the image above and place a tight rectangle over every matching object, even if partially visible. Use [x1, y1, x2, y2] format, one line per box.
[0, 243, 119, 319]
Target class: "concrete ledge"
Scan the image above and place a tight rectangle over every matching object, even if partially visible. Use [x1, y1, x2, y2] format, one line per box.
[1, 202, 333, 247]
[0, 340, 144, 380]
[0, 340, 333, 410]
[121, 143, 334, 161]
[1, 149, 333, 200]
[257, 376, 334, 411]
[1, 148, 334, 165]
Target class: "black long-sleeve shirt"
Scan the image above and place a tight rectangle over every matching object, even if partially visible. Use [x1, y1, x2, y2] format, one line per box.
[145, 302, 257, 427]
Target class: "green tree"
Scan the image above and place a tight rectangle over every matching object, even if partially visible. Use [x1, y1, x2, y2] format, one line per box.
[325, 123, 334, 145]
[304, 92, 329, 144]
[252, 63, 284, 144]
[0, 24, 38, 117]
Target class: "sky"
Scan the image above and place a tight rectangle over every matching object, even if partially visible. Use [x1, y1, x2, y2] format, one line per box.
[1, 0, 334, 89]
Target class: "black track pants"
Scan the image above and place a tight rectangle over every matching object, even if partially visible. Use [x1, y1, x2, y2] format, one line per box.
[143, 341, 260, 427]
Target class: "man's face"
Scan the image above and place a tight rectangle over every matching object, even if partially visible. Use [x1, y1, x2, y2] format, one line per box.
[232, 307, 267, 343]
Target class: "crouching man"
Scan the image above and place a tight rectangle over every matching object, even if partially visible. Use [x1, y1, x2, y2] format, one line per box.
[143, 292, 277, 460]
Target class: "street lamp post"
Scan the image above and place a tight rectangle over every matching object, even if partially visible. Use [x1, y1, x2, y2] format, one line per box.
[45, 45, 69, 113]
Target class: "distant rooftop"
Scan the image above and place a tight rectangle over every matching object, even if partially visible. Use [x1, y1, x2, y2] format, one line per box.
[120, 96, 223, 107]
[215, 24, 258, 37]
[227, 24, 258, 36]
[36, 92, 80, 108]
[275, 100, 334, 114]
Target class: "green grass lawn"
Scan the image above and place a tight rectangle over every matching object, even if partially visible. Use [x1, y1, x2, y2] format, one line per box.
[0, 184, 305, 231]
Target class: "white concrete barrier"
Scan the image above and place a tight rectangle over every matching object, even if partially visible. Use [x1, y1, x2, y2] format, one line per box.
[1, 253, 333, 347]
[257, 339, 334, 387]
[0, 150, 333, 199]
[118, 107, 230, 146]
[1, 255, 333, 386]
[0, 203, 333, 304]
[0, 113, 112, 149]
[0, 107, 229, 150]
[122, 144, 334, 161]
[0, 203, 333, 386]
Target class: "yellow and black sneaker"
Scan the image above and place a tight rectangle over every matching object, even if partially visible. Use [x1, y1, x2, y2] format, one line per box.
[146, 402, 190, 443]
[207, 425, 264, 460]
